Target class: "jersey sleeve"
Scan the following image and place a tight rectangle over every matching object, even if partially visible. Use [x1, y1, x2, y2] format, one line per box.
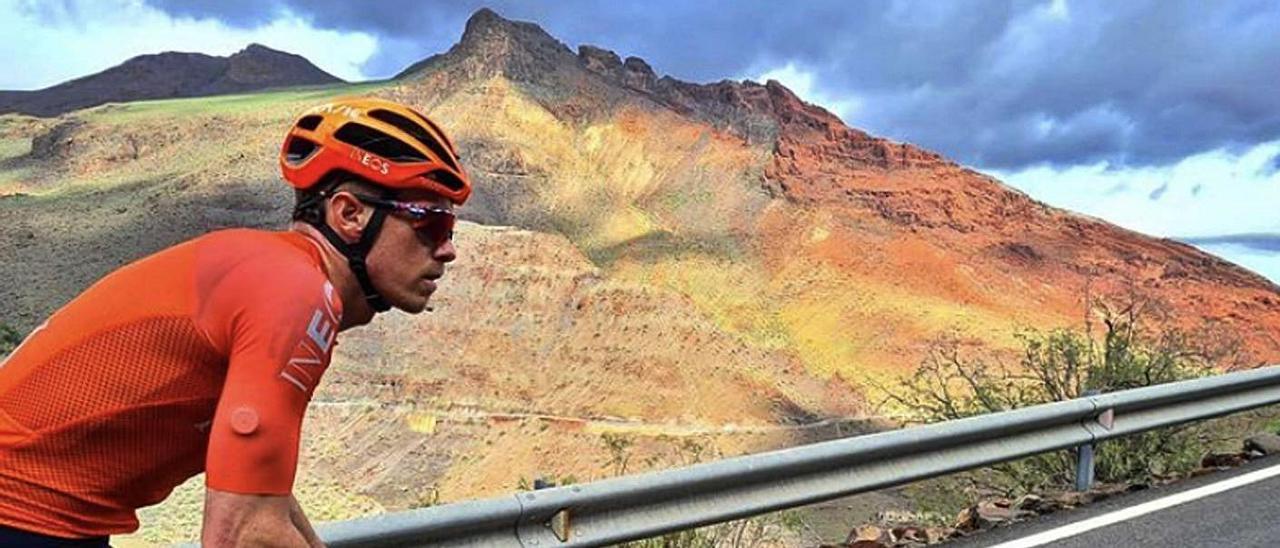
[203, 258, 342, 495]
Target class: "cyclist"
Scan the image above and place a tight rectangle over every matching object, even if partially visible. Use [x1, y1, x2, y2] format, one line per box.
[0, 97, 470, 547]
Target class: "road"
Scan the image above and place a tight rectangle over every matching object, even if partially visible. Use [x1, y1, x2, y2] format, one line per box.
[947, 456, 1280, 547]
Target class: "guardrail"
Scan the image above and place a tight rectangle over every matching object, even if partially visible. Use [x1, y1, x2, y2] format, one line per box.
[317, 365, 1280, 547]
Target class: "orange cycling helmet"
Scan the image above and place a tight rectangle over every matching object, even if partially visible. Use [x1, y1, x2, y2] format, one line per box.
[280, 97, 470, 313]
[280, 97, 471, 204]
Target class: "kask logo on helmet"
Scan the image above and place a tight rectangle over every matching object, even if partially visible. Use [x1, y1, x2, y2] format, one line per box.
[349, 148, 391, 176]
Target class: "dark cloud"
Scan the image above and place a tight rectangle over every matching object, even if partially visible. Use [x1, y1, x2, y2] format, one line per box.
[1183, 234, 1280, 253]
[1148, 182, 1169, 201]
[136, 0, 1280, 170]
[129, 0, 280, 26]
[1265, 153, 1280, 176]
[18, 0, 111, 26]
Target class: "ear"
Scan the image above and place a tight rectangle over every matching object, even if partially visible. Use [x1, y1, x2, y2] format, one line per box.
[324, 191, 373, 244]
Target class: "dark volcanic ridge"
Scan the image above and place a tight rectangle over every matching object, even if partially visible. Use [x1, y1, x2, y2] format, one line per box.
[395, 8, 948, 175]
[0, 43, 342, 117]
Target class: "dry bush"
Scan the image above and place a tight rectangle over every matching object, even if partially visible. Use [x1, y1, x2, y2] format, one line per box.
[879, 288, 1254, 492]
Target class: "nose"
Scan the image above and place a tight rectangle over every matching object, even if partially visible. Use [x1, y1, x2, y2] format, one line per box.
[434, 238, 457, 263]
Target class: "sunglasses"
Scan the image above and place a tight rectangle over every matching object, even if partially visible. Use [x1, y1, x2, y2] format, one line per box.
[352, 194, 456, 247]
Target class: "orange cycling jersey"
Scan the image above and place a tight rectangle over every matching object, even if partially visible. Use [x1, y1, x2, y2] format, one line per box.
[0, 228, 343, 538]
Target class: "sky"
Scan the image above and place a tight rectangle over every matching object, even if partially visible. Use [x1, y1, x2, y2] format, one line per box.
[3, 0, 1279, 281]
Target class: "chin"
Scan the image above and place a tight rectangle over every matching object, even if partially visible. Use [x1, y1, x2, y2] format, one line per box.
[392, 295, 431, 314]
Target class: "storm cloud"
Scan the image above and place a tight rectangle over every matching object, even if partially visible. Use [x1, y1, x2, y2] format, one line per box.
[1183, 234, 1280, 254]
[92, 1, 1280, 170]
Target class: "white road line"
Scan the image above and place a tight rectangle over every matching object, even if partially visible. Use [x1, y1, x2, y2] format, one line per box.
[989, 462, 1280, 548]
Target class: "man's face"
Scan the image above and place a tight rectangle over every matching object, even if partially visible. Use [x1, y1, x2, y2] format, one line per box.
[365, 189, 457, 313]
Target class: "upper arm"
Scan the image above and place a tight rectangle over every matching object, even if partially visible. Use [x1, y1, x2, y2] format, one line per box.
[203, 258, 342, 495]
[202, 487, 308, 548]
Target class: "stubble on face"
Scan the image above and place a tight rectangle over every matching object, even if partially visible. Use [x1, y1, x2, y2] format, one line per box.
[368, 193, 455, 314]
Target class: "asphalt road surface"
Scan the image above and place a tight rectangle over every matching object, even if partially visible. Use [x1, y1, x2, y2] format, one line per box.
[946, 456, 1280, 547]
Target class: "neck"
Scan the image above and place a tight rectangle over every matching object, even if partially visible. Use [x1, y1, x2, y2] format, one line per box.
[289, 222, 376, 331]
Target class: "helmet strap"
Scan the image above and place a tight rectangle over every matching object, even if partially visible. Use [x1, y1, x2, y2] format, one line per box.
[311, 186, 396, 313]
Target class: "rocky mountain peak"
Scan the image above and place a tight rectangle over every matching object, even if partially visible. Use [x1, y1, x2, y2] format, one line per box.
[577, 45, 658, 92]
[394, 8, 949, 175]
[224, 42, 335, 87]
[385, 8, 582, 83]
[460, 7, 511, 39]
[231, 43, 287, 59]
[454, 8, 577, 71]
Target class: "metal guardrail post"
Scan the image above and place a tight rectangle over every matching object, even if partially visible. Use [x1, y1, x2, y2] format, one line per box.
[1076, 389, 1100, 491]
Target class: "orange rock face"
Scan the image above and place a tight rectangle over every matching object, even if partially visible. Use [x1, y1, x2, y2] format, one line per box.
[753, 77, 1280, 364]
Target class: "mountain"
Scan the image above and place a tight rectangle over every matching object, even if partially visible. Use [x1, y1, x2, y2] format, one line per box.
[0, 43, 342, 117]
[378, 7, 1279, 368]
[1, 8, 1278, 543]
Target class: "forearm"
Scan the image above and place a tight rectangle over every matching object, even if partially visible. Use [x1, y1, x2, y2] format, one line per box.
[290, 495, 325, 547]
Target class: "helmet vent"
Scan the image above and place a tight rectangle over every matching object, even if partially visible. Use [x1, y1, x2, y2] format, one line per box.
[405, 110, 456, 153]
[368, 109, 460, 172]
[426, 169, 466, 191]
[295, 115, 323, 131]
[285, 136, 319, 164]
[334, 122, 428, 162]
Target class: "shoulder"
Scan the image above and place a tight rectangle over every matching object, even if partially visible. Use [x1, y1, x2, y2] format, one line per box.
[198, 230, 330, 295]
[197, 229, 315, 262]
[194, 230, 342, 338]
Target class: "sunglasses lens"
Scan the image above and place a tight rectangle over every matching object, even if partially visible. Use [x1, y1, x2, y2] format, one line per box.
[412, 212, 455, 246]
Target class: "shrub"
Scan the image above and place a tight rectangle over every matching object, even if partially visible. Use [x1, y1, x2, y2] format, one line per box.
[879, 290, 1252, 492]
